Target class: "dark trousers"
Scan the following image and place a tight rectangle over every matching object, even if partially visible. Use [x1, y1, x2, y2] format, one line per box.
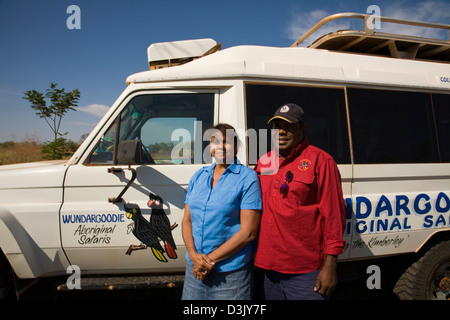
[259, 269, 328, 300]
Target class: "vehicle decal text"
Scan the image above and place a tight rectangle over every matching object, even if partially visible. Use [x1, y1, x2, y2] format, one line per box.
[345, 191, 450, 234]
[62, 213, 125, 224]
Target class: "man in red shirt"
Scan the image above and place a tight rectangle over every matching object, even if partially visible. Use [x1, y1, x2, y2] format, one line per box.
[254, 103, 346, 300]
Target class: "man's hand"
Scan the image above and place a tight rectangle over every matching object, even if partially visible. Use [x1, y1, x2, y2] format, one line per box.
[314, 255, 338, 296]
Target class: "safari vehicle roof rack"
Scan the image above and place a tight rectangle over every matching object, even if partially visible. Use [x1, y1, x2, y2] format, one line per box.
[291, 12, 450, 62]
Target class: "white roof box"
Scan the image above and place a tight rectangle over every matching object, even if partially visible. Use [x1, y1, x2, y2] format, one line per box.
[147, 38, 221, 70]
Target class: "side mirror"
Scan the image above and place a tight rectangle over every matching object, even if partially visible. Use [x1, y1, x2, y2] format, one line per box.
[117, 140, 143, 165]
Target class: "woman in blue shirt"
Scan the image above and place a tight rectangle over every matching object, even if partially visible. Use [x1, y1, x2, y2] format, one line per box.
[181, 123, 262, 300]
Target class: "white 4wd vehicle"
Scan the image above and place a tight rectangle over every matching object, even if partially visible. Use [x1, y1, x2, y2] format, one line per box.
[1, 13, 449, 299]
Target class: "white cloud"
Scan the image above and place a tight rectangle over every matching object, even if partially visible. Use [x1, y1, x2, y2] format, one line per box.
[285, 9, 351, 47]
[77, 104, 110, 118]
[286, 1, 450, 47]
[382, 0, 450, 39]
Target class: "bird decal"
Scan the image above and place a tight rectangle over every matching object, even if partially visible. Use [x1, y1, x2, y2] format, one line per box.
[124, 193, 178, 262]
[147, 193, 178, 261]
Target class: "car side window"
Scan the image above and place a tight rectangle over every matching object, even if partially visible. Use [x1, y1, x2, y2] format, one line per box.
[348, 88, 440, 164]
[245, 84, 351, 164]
[88, 122, 117, 164]
[87, 93, 214, 165]
[432, 94, 450, 162]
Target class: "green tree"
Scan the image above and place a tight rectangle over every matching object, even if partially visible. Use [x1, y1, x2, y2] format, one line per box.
[23, 83, 81, 159]
[41, 137, 79, 160]
[23, 83, 80, 142]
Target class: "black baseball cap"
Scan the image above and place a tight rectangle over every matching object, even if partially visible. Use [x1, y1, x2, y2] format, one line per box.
[268, 103, 305, 124]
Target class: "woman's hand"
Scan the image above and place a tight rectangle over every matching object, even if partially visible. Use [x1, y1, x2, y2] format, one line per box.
[190, 253, 215, 280]
[182, 204, 215, 280]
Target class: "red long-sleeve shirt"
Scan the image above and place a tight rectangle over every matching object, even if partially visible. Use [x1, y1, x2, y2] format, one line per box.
[254, 139, 346, 274]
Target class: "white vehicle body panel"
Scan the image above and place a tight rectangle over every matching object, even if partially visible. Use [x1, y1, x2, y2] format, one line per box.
[0, 161, 70, 277]
[0, 44, 449, 279]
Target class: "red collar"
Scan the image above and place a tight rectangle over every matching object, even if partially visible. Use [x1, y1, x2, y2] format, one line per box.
[276, 138, 309, 165]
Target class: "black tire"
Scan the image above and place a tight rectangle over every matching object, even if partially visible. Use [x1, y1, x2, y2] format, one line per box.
[393, 240, 450, 300]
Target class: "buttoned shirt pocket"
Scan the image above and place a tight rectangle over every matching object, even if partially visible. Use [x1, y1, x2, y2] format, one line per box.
[289, 172, 317, 205]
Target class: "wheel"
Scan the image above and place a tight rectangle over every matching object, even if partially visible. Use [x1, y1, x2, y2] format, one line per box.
[394, 239, 450, 300]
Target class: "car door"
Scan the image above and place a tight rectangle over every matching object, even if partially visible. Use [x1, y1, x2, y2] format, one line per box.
[347, 88, 450, 259]
[60, 90, 217, 274]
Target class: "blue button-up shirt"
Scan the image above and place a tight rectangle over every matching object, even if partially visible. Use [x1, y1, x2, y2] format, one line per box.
[184, 160, 262, 272]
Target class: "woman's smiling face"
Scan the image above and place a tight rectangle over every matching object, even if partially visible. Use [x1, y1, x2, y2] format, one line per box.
[210, 130, 237, 164]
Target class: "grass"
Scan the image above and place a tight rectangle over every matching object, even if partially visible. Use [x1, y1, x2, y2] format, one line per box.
[0, 139, 44, 165]
[0, 137, 80, 165]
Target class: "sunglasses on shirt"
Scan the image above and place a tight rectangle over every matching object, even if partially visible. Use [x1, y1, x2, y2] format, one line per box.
[280, 171, 293, 196]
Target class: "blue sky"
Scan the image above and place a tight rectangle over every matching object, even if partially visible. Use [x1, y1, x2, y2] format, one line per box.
[1, 0, 449, 143]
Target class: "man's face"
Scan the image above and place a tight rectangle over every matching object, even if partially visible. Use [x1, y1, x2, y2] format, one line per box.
[271, 119, 304, 157]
